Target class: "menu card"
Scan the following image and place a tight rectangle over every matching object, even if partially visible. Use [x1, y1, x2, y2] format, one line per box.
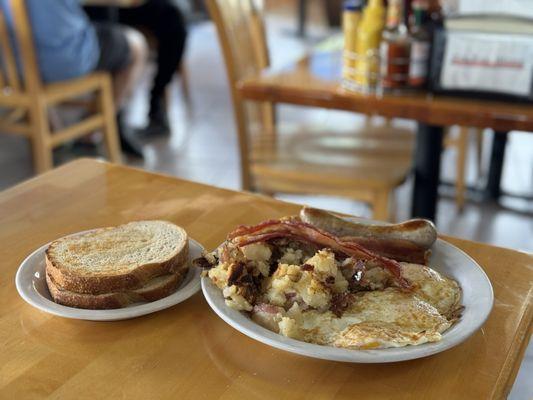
[440, 32, 533, 96]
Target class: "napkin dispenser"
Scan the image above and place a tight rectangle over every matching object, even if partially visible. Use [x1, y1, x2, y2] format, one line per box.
[429, 25, 533, 102]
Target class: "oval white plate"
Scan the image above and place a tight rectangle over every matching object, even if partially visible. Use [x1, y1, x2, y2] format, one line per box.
[201, 218, 494, 363]
[16, 237, 204, 321]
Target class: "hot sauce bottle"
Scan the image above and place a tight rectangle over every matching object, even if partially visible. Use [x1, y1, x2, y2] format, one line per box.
[379, 0, 411, 91]
[408, 1, 431, 88]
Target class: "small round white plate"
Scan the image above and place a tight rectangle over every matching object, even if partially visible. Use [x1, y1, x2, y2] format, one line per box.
[201, 218, 494, 363]
[16, 237, 204, 321]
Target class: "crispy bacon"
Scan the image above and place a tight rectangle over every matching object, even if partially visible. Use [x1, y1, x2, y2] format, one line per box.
[192, 256, 213, 270]
[229, 218, 412, 289]
[342, 258, 367, 289]
[330, 293, 356, 317]
[228, 219, 283, 240]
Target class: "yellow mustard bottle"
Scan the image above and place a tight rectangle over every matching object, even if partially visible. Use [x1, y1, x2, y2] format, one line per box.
[342, 0, 364, 89]
[353, 0, 385, 91]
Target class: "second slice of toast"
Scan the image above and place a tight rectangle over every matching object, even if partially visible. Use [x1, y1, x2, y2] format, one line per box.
[46, 269, 187, 309]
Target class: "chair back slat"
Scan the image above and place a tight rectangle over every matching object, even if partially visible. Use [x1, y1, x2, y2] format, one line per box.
[10, 0, 41, 91]
[0, 10, 21, 92]
[218, 0, 264, 79]
[0, 0, 42, 94]
[206, 0, 275, 189]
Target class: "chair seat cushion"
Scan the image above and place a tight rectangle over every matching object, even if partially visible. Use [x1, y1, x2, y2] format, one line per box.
[250, 124, 414, 193]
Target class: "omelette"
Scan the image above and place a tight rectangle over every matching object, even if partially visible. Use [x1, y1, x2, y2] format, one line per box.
[196, 217, 462, 350]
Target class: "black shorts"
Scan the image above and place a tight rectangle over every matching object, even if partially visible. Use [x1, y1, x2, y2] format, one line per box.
[94, 23, 130, 73]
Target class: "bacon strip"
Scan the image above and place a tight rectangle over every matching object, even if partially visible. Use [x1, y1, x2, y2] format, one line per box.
[228, 219, 282, 240]
[229, 218, 412, 289]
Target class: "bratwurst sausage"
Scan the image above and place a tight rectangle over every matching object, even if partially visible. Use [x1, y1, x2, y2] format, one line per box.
[300, 207, 437, 250]
[299, 207, 436, 264]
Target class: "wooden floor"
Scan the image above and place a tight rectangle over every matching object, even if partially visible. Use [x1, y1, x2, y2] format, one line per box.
[0, 4, 531, 398]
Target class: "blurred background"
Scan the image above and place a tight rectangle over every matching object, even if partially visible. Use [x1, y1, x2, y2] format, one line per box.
[0, 0, 531, 397]
[1, 0, 530, 250]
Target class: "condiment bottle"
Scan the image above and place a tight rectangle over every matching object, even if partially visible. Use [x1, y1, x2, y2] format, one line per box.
[426, 0, 443, 89]
[408, 1, 430, 88]
[352, 0, 385, 92]
[379, 0, 411, 91]
[342, 0, 364, 88]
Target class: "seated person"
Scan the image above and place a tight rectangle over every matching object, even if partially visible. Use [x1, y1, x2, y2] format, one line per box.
[86, 0, 188, 135]
[0, 0, 148, 157]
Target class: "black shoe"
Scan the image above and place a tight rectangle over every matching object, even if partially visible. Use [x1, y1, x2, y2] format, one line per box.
[119, 132, 144, 158]
[145, 97, 170, 136]
[117, 113, 144, 158]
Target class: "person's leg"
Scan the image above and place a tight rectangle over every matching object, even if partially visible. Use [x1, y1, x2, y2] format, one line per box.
[112, 27, 148, 109]
[93, 23, 148, 157]
[93, 23, 148, 108]
[119, 0, 187, 131]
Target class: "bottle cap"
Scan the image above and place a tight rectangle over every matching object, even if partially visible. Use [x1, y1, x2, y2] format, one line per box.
[412, 0, 429, 9]
[344, 0, 363, 11]
[367, 0, 384, 8]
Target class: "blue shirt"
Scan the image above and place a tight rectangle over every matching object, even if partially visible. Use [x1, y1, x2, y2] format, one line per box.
[0, 0, 99, 82]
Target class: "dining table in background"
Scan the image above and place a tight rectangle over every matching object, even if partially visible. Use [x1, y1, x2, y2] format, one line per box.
[237, 50, 533, 222]
[1, 158, 531, 399]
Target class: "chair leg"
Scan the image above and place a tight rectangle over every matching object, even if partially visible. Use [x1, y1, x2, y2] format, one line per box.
[98, 76, 122, 164]
[29, 100, 53, 173]
[456, 127, 469, 211]
[372, 189, 392, 222]
[474, 128, 484, 178]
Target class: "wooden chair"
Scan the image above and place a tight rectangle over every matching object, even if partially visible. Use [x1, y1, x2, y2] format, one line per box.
[0, 0, 121, 174]
[206, 0, 413, 221]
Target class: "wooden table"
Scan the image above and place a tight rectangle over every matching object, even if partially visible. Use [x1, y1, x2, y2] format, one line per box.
[237, 51, 533, 221]
[1, 159, 531, 399]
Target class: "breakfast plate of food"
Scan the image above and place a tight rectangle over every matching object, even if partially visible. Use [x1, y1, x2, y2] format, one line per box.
[196, 207, 494, 363]
[16, 220, 203, 321]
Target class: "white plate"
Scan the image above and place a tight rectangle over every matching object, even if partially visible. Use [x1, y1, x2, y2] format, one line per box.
[16, 237, 204, 321]
[201, 218, 494, 363]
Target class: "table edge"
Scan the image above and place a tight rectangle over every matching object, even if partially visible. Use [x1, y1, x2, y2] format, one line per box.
[493, 288, 533, 399]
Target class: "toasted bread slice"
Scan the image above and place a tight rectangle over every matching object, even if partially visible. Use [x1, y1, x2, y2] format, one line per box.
[46, 221, 188, 295]
[46, 270, 187, 309]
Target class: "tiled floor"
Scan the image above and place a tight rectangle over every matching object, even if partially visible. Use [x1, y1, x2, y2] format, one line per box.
[0, 4, 531, 398]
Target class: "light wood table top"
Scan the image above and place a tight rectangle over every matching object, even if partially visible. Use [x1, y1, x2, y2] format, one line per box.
[1, 159, 531, 399]
[237, 51, 533, 132]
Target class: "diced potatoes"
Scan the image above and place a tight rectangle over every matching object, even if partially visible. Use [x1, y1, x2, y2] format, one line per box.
[223, 285, 253, 311]
[306, 250, 337, 277]
[278, 317, 301, 339]
[279, 248, 303, 265]
[241, 243, 272, 277]
[208, 262, 230, 289]
[241, 243, 272, 262]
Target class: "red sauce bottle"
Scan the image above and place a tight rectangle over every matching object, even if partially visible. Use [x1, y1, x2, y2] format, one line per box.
[379, 0, 411, 91]
[408, 1, 431, 88]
